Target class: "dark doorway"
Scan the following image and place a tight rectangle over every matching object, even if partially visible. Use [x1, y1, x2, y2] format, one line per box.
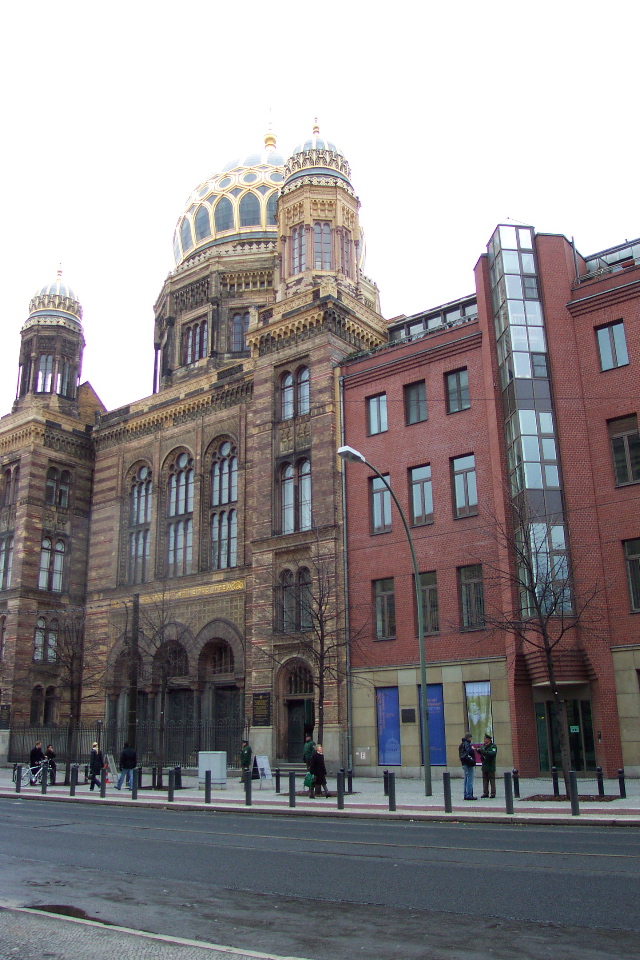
[287, 700, 305, 761]
[535, 699, 596, 772]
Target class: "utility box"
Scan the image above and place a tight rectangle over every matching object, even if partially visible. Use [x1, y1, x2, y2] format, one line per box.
[198, 751, 227, 788]
[354, 747, 371, 765]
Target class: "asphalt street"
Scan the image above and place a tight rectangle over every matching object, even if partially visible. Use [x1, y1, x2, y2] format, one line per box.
[1, 798, 639, 959]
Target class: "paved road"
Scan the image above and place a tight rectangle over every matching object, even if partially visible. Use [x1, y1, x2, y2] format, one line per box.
[1, 797, 638, 959]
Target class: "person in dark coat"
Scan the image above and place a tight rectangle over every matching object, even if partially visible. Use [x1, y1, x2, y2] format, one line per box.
[308, 744, 330, 798]
[45, 744, 57, 785]
[479, 734, 498, 798]
[302, 734, 316, 768]
[459, 732, 477, 800]
[29, 741, 45, 784]
[116, 742, 137, 790]
[89, 742, 105, 791]
[240, 740, 252, 783]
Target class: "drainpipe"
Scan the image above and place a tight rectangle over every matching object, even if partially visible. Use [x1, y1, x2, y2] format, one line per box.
[338, 373, 353, 773]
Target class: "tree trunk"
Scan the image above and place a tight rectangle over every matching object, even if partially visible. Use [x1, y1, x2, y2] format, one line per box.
[544, 640, 572, 796]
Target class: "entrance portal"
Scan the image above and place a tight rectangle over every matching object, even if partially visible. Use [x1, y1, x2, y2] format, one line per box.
[535, 699, 596, 772]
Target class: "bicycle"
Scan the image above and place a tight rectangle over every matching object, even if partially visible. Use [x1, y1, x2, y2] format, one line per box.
[12, 759, 51, 786]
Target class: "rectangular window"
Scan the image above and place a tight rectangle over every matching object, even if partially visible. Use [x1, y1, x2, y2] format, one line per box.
[445, 368, 470, 413]
[459, 564, 485, 629]
[419, 571, 439, 634]
[373, 578, 395, 639]
[404, 380, 427, 425]
[597, 320, 629, 371]
[366, 393, 388, 435]
[410, 464, 433, 525]
[371, 475, 392, 534]
[313, 221, 332, 269]
[609, 416, 640, 486]
[624, 539, 640, 612]
[452, 454, 478, 517]
[291, 225, 306, 274]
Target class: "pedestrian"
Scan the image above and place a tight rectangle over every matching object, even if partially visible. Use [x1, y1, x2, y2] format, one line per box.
[459, 732, 477, 800]
[479, 734, 497, 798]
[45, 744, 57, 785]
[240, 739, 252, 784]
[116, 741, 137, 790]
[89, 742, 105, 791]
[308, 744, 330, 798]
[29, 741, 45, 784]
[302, 733, 316, 768]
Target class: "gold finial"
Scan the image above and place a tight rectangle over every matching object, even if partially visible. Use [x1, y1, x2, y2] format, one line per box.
[57, 264, 63, 280]
[313, 118, 320, 135]
[264, 127, 277, 151]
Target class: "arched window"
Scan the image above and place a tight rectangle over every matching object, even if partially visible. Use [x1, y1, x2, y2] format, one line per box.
[266, 192, 277, 225]
[298, 567, 313, 630]
[297, 367, 310, 415]
[210, 440, 238, 570]
[313, 221, 332, 270]
[129, 464, 152, 584]
[239, 192, 260, 227]
[30, 686, 44, 725]
[167, 452, 194, 578]
[34, 616, 57, 661]
[58, 471, 71, 508]
[155, 639, 189, 682]
[211, 440, 238, 507]
[281, 464, 295, 534]
[280, 570, 296, 632]
[0, 536, 13, 590]
[56, 359, 75, 398]
[214, 196, 233, 232]
[44, 686, 57, 725]
[299, 460, 312, 531]
[36, 355, 54, 393]
[195, 205, 211, 241]
[339, 228, 352, 277]
[0, 615, 6, 660]
[288, 663, 313, 695]
[231, 312, 250, 352]
[183, 319, 208, 363]
[291, 225, 306, 274]
[38, 538, 65, 593]
[280, 373, 294, 420]
[45, 467, 72, 508]
[180, 218, 193, 254]
[209, 640, 234, 675]
[3, 464, 19, 506]
[211, 509, 237, 570]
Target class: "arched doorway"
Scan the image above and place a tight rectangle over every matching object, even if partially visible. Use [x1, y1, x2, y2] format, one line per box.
[198, 639, 240, 723]
[281, 661, 314, 762]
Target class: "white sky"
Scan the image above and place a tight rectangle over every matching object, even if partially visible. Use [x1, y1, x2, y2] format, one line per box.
[1, 1, 637, 417]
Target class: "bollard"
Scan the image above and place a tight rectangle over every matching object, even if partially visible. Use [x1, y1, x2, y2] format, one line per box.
[152, 766, 157, 790]
[157, 767, 164, 790]
[168, 769, 175, 802]
[174, 766, 182, 790]
[618, 768, 626, 799]
[70, 765, 77, 797]
[551, 766, 559, 797]
[138, 766, 143, 789]
[15, 765, 22, 794]
[443, 771, 452, 813]
[596, 766, 605, 798]
[504, 771, 514, 814]
[275, 767, 281, 794]
[41, 768, 47, 794]
[347, 769, 353, 794]
[132, 767, 139, 800]
[100, 773, 106, 798]
[512, 769, 520, 799]
[245, 769, 252, 806]
[288, 771, 296, 807]
[337, 771, 345, 810]
[205, 769, 211, 803]
[388, 772, 396, 812]
[383, 769, 389, 796]
[84, 764, 89, 784]
[569, 771, 580, 815]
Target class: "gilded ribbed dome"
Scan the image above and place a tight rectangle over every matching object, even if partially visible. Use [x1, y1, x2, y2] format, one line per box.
[283, 123, 352, 192]
[23, 270, 83, 333]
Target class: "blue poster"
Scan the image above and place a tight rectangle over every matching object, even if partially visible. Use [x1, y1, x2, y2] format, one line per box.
[376, 687, 401, 765]
[418, 684, 446, 765]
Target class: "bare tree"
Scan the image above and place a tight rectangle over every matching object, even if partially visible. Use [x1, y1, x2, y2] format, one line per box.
[480, 505, 602, 795]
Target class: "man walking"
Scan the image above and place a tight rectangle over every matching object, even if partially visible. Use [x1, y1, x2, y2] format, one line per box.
[116, 742, 137, 790]
[302, 734, 316, 768]
[459, 732, 477, 800]
[479, 734, 498, 798]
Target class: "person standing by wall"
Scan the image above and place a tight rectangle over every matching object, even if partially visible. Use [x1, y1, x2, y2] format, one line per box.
[308, 744, 330, 798]
[240, 739, 252, 784]
[479, 734, 497, 798]
[459, 732, 477, 800]
[116, 742, 137, 790]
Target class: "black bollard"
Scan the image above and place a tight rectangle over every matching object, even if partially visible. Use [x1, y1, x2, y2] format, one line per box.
[596, 766, 605, 797]
[70, 765, 77, 797]
[132, 767, 139, 800]
[275, 767, 281, 794]
[168, 769, 175, 802]
[443, 771, 452, 813]
[337, 770, 345, 810]
[288, 771, 296, 807]
[205, 769, 211, 803]
[388, 772, 396, 811]
[347, 769, 353, 794]
[84, 764, 89, 784]
[174, 766, 182, 789]
[504, 771, 514, 814]
[383, 769, 389, 796]
[512, 769, 520, 799]
[245, 770, 252, 806]
[152, 766, 157, 790]
[569, 771, 580, 815]
[100, 773, 106, 798]
[551, 766, 559, 797]
[15, 765, 22, 794]
[41, 768, 47, 794]
[157, 767, 163, 790]
[618, 768, 626, 799]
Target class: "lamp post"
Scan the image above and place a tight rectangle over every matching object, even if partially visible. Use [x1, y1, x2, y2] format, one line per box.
[338, 445, 432, 796]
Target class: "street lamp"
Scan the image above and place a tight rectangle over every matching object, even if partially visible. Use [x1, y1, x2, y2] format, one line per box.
[338, 445, 432, 796]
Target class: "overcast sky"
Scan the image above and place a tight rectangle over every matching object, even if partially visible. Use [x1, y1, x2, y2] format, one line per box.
[1, 1, 637, 417]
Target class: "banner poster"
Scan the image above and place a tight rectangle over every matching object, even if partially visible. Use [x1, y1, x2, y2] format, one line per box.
[376, 687, 401, 765]
[418, 683, 447, 765]
[464, 681, 493, 746]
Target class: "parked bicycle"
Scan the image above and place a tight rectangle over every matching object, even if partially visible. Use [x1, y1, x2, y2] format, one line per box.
[12, 759, 52, 786]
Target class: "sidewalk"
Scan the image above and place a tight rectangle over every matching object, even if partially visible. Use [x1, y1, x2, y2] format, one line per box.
[2, 766, 639, 825]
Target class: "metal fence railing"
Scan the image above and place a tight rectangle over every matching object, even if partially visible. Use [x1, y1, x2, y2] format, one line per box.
[8, 718, 249, 769]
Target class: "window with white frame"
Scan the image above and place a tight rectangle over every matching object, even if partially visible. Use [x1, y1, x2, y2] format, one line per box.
[459, 564, 485, 629]
[597, 320, 629, 371]
[166, 452, 194, 578]
[280, 459, 312, 535]
[128, 465, 152, 584]
[366, 393, 388, 435]
[38, 537, 65, 592]
[373, 578, 395, 640]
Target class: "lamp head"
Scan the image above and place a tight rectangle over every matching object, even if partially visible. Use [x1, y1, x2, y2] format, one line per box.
[337, 445, 366, 464]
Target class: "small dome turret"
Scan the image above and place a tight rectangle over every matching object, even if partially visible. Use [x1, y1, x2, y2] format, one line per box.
[283, 122, 353, 193]
[23, 269, 83, 334]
